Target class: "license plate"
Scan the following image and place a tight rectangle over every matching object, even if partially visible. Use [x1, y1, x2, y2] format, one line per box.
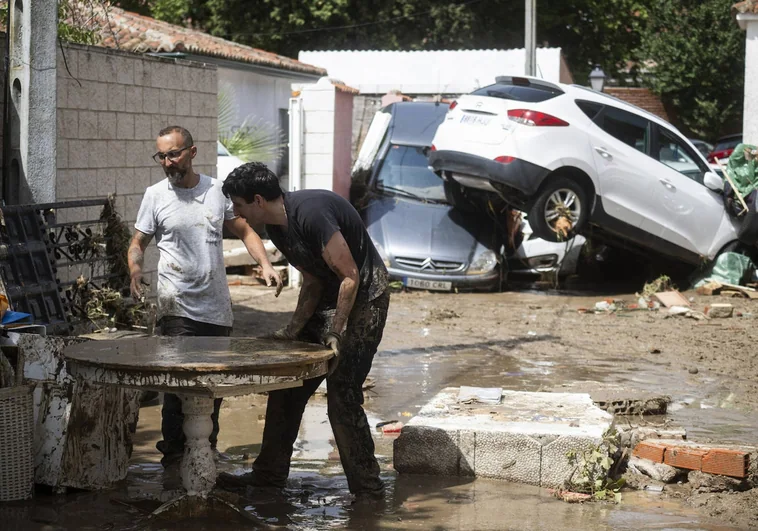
[460, 114, 491, 126]
[404, 278, 452, 291]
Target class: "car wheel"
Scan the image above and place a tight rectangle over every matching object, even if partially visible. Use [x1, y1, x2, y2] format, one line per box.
[528, 177, 589, 243]
[443, 177, 479, 213]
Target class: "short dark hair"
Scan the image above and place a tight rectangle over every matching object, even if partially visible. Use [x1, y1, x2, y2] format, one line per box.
[158, 125, 193, 147]
[222, 162, 283, 202]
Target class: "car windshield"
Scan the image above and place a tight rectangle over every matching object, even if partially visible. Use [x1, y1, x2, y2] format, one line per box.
[375, 145, 446, 202]
[714, 137, 742, 152]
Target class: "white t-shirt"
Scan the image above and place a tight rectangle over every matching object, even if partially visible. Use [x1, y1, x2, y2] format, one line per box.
[134, 174, 236, 327]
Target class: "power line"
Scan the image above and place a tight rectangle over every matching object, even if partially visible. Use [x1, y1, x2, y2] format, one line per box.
[223, 0, 490, 39]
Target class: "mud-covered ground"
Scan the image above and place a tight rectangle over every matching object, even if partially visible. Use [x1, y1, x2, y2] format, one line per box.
[228, 282, 758, 530]
[4, 282, 758, 530]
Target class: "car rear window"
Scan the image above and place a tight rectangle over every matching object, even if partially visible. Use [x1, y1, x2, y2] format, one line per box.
[575, 100, 603, 121]
[472, 83, 561, 103]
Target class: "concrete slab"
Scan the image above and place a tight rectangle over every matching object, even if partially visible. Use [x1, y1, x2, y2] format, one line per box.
[393, 388, 614, 488]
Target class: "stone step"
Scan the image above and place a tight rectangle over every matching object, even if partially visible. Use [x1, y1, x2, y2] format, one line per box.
[393, 388, 614, 488]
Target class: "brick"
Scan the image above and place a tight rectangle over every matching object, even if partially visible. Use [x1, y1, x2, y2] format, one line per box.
[134, 114, 153, 140]
[88, 82, 109, 111]
[126, 140, 147, 167]
[159, 89, 176, 115]
[56, 170, 77, 199]
[664, 446, 707, 471]
[143, 88, 160, 114]
[78, 110, 98, 139]
[57, 139, 69, 170]
[117, 113, 135, 140]
[134, 60, 150, 87]
[702, 449, 749, 478]
[97, 169, 117, 197]
[58, 108, 79, 139]
[77, 169, 98, 197]
[78, 51, 100, 81]
[125, 86, 143, 113]
[632, 440, 666, 463]
[88, 140, 109, 169]
[108, 84, 126, 112]
[97, 111, 117, 138]
[69, 140, 90, 169]
[66, 81, 86, 109]
[115, 168, 136, 195]
[633, 439, 751, 478]
[56, 74, 68, 109]
[57, 46, 78, 79]
[115, 56, 135, 85]
[107, 140, 127, 169]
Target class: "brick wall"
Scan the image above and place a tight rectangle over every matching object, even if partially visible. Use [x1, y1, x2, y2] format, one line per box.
[56, 44, 218, 288]
[605, 87, 670, 122]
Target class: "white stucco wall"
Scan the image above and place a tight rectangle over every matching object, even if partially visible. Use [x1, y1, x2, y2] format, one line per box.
[217, 67, 294, 175]
[739, 15, 758, 145]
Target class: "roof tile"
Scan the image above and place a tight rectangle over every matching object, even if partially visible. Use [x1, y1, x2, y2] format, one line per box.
[84, 5, 325, 77]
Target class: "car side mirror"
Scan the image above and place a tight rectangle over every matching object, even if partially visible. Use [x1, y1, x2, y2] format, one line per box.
[704, 171, 724, 193]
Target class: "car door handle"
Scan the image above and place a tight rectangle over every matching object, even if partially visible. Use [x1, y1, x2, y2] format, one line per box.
[594, 147, 613, 160]
[659, 179, 676, 190]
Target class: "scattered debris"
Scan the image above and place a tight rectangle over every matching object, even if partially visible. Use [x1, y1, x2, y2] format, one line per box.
[643, 484, 664, 493]
[666, 306, 708, 320]
[457, 386, 502, 405]
[591, 392, 670, 416]
[653, 291, 690, 308]
[425, 308, 461, 322]
[688, 367, 699, 375]
[706, 303, 734, 319]
[628, 456, 683, 483]
[642, 275, 676, 298]
[381, 422, 404, 435]
[548, 489, 592, 503]
[688, 470, 750, 493]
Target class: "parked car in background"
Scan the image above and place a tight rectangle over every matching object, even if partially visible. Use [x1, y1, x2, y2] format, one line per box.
[217, 141, 245, 181]
[707, 134, 743, 165]
[429, 76, 744, 266]
[689, 138, 713, 158]
[356, 101, 582, 292]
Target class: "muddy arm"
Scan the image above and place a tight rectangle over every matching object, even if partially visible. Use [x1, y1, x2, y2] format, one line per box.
[224, 217, 282, 296]
[128, 230, 153, 300]
[285, 270, 324, 336]
[322, 231, 359, 336]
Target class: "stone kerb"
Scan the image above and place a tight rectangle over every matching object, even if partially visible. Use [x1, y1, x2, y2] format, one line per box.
[394, 388, 614, 488]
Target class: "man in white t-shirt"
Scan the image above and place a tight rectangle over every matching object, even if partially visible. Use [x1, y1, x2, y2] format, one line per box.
[127, 125, 282, 466]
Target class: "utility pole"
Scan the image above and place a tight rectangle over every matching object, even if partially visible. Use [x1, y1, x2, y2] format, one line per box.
[525, 0, 536, 77]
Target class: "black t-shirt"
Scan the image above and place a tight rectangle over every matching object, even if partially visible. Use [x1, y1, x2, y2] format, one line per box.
[267, 190, 388, 307]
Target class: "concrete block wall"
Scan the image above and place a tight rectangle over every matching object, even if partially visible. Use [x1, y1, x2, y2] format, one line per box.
[56, 43, 218, 289]
[301, 78, 337, 192]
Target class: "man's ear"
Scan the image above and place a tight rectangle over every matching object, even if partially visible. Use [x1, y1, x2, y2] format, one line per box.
[190, 145, 198, 159]
[254, 194, 264, 207]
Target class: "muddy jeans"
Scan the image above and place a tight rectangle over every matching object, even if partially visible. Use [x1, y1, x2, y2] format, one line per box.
[253, 291, 390, 495]
[156, 316, 231, 465]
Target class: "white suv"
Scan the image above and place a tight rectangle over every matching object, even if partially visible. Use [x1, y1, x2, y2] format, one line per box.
[429, 76, 742, 265]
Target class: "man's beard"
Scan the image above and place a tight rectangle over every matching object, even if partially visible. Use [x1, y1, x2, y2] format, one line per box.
[166, 168, 185, 185]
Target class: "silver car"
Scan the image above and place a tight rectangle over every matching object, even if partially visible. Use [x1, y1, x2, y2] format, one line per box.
[357, 102, 582, 291]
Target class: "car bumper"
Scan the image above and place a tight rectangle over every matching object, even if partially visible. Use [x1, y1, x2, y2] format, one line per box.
[388, 267, 500, 290]
[428, 150, 550, 196]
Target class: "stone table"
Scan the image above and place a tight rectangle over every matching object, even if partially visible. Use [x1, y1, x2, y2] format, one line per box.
[63, 336, 332, 518]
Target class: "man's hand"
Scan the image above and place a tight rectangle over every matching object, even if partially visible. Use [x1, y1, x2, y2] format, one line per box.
[130, 274, 144, 301]
[323, 331, 342, 376]
[262, 325, 298, 341]
[261, 265, 283, 297]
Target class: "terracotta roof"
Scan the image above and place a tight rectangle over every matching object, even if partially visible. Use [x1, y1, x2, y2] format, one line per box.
[91, 5, 326, 77]
[733, 1, 758, 14]
[331, 80, 359, 95]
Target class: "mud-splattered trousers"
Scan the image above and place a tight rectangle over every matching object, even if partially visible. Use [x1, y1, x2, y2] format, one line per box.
[253, 290, 390, 495]
[156, 316, 231, 465]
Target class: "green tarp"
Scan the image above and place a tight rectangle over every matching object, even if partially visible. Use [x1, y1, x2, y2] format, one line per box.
[693, 252, 755, 288]
[725, 143, 758, 197]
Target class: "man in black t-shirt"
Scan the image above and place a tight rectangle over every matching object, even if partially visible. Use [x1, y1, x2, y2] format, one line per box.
[219, 162, 390, 499]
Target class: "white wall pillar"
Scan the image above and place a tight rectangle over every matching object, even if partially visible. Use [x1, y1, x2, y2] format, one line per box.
[738, 14, 758, 145]
[8, 0, 57, 204]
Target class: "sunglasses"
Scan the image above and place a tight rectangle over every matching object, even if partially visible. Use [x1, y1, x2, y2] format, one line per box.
[152, 145, 192, 164]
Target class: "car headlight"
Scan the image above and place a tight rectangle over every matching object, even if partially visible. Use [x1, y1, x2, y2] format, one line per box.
[373, 242, 391, 268]
[467, 250, 498, 275]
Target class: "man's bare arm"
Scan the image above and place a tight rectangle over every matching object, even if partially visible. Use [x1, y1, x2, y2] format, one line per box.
[287, 270, 324, 336]
[224, 217, 283, 296]
[128, 230, 153, 300]
[322, 231, 360, 336]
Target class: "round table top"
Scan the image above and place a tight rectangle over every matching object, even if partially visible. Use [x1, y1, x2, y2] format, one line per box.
[63, 336, 333, 374]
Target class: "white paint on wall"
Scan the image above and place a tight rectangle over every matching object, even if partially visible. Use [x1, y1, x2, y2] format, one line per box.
[738, 14, 758, 145]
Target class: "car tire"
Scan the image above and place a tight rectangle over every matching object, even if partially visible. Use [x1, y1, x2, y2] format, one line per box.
[528, 177, 589, 243]
[443, 177, 479, 213]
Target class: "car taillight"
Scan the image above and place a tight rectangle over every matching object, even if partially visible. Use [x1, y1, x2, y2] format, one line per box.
[494, 156, 515, 164]
[431, 144, 437, 151]
[507, 109, 569, 127]
[449, 100, 458, 111]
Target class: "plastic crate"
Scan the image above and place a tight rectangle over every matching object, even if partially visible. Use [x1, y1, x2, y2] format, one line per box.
[0, 384, 34, 501]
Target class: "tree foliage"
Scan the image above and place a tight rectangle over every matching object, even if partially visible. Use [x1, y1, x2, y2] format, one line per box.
[113, 0, 746, 139]
[637, 0, 744, 139]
